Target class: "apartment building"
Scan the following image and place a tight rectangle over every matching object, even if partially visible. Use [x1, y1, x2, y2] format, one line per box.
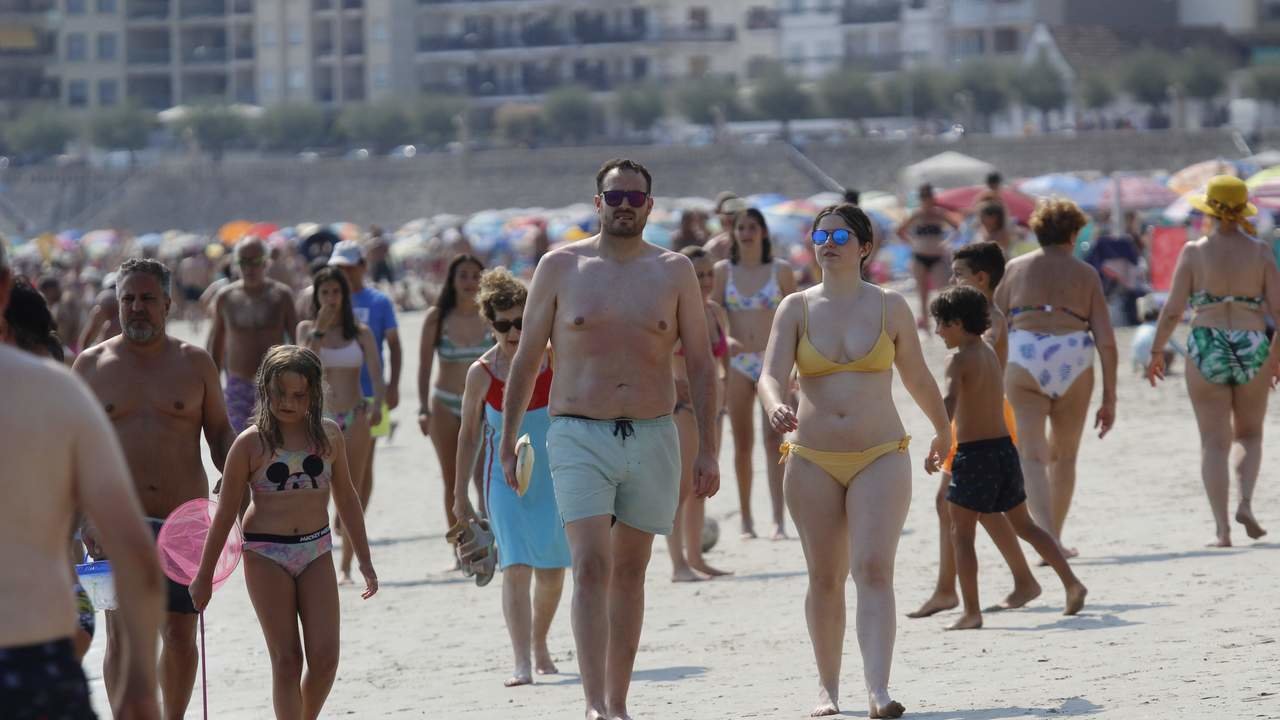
[0, 0, 60, 116]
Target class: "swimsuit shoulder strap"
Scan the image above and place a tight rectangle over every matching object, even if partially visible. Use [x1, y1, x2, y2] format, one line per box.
[879, 288, 888, 334]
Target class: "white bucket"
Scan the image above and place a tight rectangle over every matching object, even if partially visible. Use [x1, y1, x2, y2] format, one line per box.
[75, 558, 118, 611]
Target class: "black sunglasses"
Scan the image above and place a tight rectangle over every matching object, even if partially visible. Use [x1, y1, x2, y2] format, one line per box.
[492, 318, 523, 333]
[601, 190, 648, 208]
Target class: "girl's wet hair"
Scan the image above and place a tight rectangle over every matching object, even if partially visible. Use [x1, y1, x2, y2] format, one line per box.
[477, 266, 527, 322]
[253, 345, 330, 458]
[434, 254, 484, 343]
[310, 266, 358, 340]
[811, 204, 875, 271]
[729, 208, 773, 265]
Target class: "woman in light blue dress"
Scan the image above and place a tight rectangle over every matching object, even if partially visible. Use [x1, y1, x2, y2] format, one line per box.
[453, 267, 570, 687]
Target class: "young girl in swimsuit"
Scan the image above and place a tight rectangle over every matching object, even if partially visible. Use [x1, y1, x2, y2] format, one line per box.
[190, 345, 377, 719]
[297, 267, 384, 584]
[712, 207, 797, 539]
[759, 204, 951, 719]
[418, 255, 494, 532]
[452, 268, 570, 687]
[994, 198, 1118, 559]
[896, 183, 961, 331]
[667, 247, 732, 581]
[1146, 175, 1280, 546]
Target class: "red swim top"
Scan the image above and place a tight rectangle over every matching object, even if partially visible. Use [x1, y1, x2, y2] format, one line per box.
[676, 320, 728, 359]
[480, 361, 552, 412]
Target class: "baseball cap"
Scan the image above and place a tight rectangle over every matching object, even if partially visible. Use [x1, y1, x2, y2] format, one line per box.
[327, 240, 365, 267]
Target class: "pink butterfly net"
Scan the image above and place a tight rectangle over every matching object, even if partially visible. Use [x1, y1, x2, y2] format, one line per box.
[157, 498, 243, 589]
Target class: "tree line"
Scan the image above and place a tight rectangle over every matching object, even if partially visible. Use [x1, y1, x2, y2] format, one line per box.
[3, 48, 1275, 162]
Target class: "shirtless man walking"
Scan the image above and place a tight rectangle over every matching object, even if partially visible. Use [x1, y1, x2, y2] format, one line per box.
[208, 237, 298, 433]
[74, 258, 236, 720]
[1, 244, 164, 720]
[79, 272, 122, 350]
[499, 159, 721, 720]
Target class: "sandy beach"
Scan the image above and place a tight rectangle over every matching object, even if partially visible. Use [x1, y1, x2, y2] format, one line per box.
[85, 313, 1279, 719]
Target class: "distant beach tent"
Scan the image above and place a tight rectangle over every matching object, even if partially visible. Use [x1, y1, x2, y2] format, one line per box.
[900, 151, 995, 192]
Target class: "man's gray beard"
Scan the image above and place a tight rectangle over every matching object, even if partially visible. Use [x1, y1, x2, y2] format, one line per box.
[123, 322, 158, 343]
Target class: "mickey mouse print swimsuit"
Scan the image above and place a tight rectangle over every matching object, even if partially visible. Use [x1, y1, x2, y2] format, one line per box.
[243, 447, 334, 577]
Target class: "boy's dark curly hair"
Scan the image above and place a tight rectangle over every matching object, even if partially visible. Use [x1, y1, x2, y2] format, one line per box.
[930, 285, 991, 336]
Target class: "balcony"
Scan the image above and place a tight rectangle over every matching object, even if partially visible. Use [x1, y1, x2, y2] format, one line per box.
[126, 0, 168, 19]
[183, 45, 227, 63]
[312, 0, 332, 9]
[653, 24, 735, 42]
[577, 27, 648, 45]
[230, 0, 249, 12]
[842, 51, 903, 72]
[342, 40, 363, 55]
[127, 47, 171, 64]
[314, 41, 333, 56]
[341, 0, 360, 9]
[418, 29, 571, 52]
[841, 1, 901, 24]
[233, 43, 253, 59]
[179, 0, 225, 18]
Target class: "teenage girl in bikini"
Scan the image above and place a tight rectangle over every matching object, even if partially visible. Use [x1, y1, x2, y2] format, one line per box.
[1147, 175, 1280, 546]
[759, 204, 951, 719]
[712, 207, 797, 539]
[897, 183, 962, 331]
[190, 345, 377, 719]
[297, 266, 384, 584]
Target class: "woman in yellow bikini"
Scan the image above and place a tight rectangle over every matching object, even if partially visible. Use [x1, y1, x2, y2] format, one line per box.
[759, 204, 951, 719]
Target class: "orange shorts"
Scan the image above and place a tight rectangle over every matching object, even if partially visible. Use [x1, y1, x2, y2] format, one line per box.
[942, 399, 1018, 474]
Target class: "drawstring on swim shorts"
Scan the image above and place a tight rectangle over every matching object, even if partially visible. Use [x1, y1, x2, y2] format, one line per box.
[612, 419, 635, 443]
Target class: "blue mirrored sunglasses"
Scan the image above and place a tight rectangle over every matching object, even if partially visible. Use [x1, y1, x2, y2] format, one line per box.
[811, 229, 852, 246]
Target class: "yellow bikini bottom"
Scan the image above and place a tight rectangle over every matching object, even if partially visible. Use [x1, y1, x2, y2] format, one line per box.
[779, 436, 911, 488]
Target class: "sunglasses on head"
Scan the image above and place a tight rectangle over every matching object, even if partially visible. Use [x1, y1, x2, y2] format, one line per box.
[811, 229, 852, 246]
[238, 256, 266, 267]
[601, 190, 649, 208]
[492, 318, 523, 333]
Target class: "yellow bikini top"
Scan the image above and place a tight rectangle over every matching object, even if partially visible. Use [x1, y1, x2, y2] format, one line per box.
[796, 290, 895, 377]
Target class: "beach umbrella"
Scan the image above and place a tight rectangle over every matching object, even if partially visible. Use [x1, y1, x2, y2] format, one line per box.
[217, 220, 253, 245]
[1018, 173, 1091, 200]
[1100, 176, 1177, 211]
[1246, 164, 1280, 189]
[933, 185, 1037, 223]
[807, 191, 845, 207]
[1167, 159, 1236, 195]
[900, 151, 995, 191]
[248, 222, 279, 238]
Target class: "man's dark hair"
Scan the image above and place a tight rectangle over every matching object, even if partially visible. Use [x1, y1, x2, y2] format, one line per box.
[931, 285, 991, 336]
[953, 241, 1007, 289]
[596, 158, 653, 195]
[843, 188, 860, 206]
[986, 171, 1002, 188]
[116, 257, 172, 298]
[918, 183, 934, 199]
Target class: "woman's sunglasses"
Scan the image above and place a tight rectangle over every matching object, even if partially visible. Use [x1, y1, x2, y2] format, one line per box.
[811, 229, 852, 246]
[492, 318, 523, 333]
[601, 190, 649, 208]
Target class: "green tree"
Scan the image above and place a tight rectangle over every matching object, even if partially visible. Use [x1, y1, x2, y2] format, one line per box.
[818, 70, 881, 121]
[1247, 64, 1280, 104]
[411, 94, 468, 147]
[956, 59, 1011, 131]
[89, 104, 153, 157]
[1178, 48, 1228, 102]
[1122, 49, 1173, 108]
[750, 66, 813, 138]
[176, 104, 251, 160]
[616, 84, 666, 132]
[1081, 72, 1115, 111]
[2, 105, 74, 159]
[336, 101, 414, 153]
[1013, 52, 1068, 126]
[676, 76, 740, 125]
[494, 103, 545, 147]
[254, 103, 329, 152]
[542, 86, 599, 143]
[880, 68, 943, 118]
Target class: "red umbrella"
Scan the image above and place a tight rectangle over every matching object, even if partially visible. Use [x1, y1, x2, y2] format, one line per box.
[1099, 176, 1177, 211]
[932, 186, 1037, 223]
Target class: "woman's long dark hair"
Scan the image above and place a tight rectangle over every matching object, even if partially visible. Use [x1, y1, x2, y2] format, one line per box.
[310, 267, 358, 341]
[812, 204, 874, 273]
[434, 254, 484, 344]
[729, 208, 773, 265]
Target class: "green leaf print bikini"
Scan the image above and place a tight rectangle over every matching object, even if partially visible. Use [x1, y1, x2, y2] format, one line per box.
[1186, 291, 1271, 386]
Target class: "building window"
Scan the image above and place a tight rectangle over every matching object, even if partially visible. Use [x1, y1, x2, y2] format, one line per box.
[65, 33, 87, 61]
[97, 33, 117, 61]
[688, 55, 709, 77]
[288, 24, 303, 45]
[288, 68, 305, 89]
[261, 72, 276, 91]
[262, 24, 277, 46]
[371, 20, 387, 42]
[69, 79, 88, 106]
[66, 0, 85, 14]
[372, 64, 388, 89]
[96, 0, 115, 12]
[632, 56, 648, 79]
[98, 79, 119, 106]
[688, 7, 708, 29]
[993, 27, 1019, 54]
